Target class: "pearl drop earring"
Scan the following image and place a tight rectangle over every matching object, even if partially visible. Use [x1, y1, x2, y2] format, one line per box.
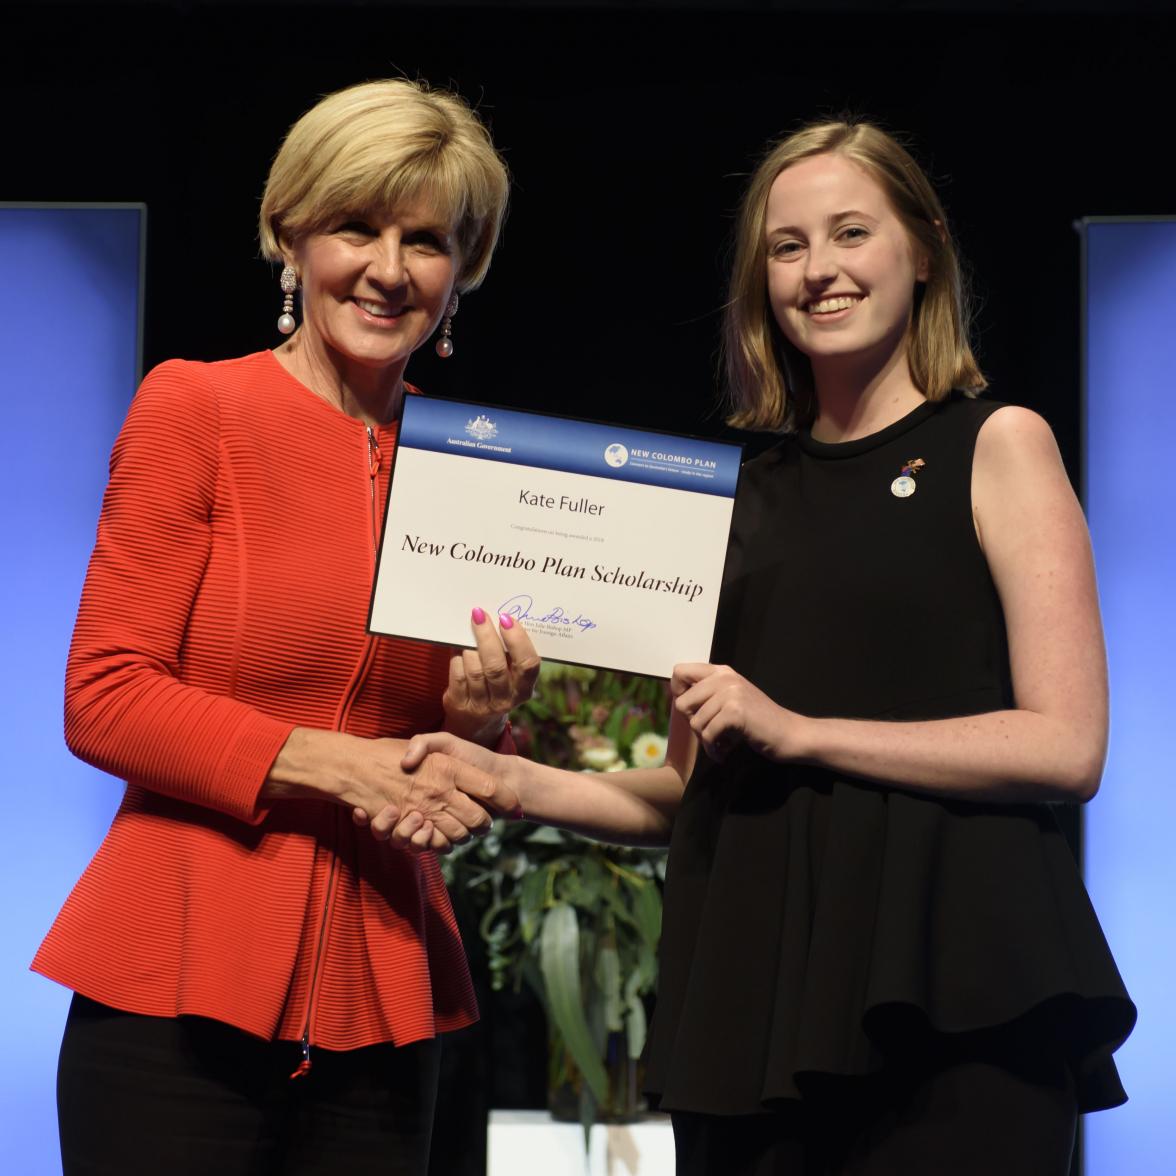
[277, 265, 298, 335]
[435, 293, 459, 358]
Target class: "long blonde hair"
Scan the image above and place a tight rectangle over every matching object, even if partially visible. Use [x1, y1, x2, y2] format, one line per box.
[724, 120, 986, 431]
[259, 78, 509, 292]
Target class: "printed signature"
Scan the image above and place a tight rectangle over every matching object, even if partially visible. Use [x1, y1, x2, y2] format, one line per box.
[498, 593, 598, 632]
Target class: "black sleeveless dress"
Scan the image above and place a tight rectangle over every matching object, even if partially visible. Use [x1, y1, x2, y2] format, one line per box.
[644, 395, 1135, 1118]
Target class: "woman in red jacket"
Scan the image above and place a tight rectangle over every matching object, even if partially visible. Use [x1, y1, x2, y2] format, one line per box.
[33, 78, 536, 1176]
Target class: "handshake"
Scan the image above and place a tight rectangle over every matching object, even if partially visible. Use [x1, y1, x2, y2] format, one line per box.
[350, 731, 524, 856]
[266, 607, 539, 855]
[349, 605, 541, 853]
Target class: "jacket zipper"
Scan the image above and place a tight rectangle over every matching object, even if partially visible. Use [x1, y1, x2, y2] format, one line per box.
[366, 426, 382, 544]
[290, 426, 383, 1079]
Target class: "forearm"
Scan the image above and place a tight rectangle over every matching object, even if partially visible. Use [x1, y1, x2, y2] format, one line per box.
[263, 727, 409, 813]
[795, 707, 1106, 803]
[65, 657, 295, 823]
[263, 727, 352, 803]
[514, 759, 685, 846]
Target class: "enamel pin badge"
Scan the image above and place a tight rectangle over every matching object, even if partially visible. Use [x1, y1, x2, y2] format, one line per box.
[891, 458, 925, 498]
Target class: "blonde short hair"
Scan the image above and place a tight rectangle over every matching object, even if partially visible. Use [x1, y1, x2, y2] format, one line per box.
[259, 78, 509, 291]
[724, 120, 986, 432]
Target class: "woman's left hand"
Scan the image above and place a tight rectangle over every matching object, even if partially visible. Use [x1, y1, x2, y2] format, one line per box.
[672, 662, 803, 763]
[442, 608, 541, 746]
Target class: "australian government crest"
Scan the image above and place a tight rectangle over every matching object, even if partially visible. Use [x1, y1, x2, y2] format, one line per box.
[465, 414, 498, 442]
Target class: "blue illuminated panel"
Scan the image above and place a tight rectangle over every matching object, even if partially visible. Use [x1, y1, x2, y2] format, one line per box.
[1083, 218, 1176, 1175]
[0, 205, 144, 1174]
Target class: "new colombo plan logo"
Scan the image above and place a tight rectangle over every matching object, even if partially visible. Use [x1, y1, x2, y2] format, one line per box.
[604, 443, 629, 468]
[465, 414, 498, 441]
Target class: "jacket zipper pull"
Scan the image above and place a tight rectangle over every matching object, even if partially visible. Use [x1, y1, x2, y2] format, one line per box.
[366, 426, 382, 479]
[289, 1034, 312, 1080]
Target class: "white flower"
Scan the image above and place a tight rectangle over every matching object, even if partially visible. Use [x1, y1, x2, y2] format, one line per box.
[629, 732, 668, 769]
[580, 740, 623, 771]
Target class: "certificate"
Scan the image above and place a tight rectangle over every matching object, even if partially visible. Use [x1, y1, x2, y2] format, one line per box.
[368, 397, 742, 678]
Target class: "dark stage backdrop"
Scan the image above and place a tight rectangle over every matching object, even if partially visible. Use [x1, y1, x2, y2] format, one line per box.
[4, 3, 1170, 1174]
[4, 2, 1173, 470]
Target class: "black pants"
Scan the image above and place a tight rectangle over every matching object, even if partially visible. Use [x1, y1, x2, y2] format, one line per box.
[57, 995, 441, 1176]
[672, 1051, 1077, 1176]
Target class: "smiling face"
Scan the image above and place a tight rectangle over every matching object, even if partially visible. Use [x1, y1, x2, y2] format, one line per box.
[764, 152, 928, 371]
[286, 195, 458, 377]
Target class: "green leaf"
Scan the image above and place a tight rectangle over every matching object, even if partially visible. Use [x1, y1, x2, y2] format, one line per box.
[577, 923, 598, 990]
[579, 1084, 595, 1151]
[520, 954, 547, 1009]
[517, 867, 549, 945]
[560, 857, 609, 911]
[627, 874, 663, 947]
[603, 703, 626, 744]
[596, 943, 624, 1033]
[601, 888, 640, 930]
[624, 970, 648, 1060]
[634, 939, 657, 993]
[539, 903, 609, 1104]
[619, 710, 651, 748]
[478, 899, 518, 947]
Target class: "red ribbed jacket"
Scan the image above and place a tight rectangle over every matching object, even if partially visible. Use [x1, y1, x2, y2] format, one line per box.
[33, 351, 478, 1050]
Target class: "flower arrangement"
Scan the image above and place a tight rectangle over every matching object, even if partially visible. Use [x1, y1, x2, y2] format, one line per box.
[442, 661, 671, 1127]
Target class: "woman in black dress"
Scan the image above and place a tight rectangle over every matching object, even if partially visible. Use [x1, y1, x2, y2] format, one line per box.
[389, 120, 1135, 1174]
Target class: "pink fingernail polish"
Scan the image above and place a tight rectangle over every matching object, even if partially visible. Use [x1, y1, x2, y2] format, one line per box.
[499, 613, 514, 630]
[472, 606, 486, 624]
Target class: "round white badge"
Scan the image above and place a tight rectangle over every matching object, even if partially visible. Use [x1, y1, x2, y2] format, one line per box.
[890, 475, 916, 498]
